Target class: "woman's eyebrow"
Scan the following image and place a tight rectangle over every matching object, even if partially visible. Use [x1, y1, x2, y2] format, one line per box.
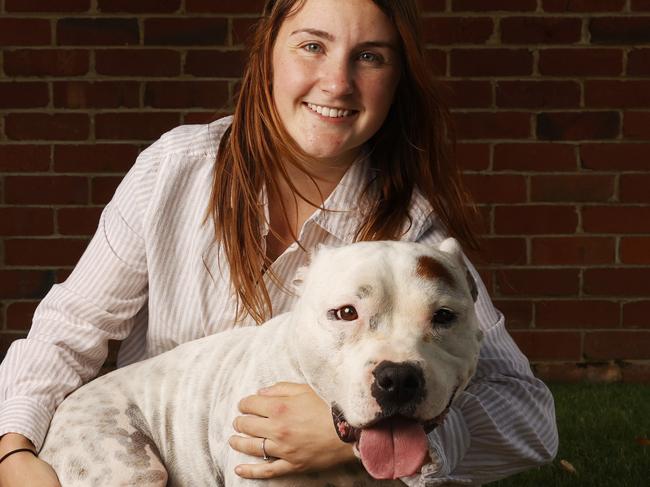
[290, 28, 397, 50]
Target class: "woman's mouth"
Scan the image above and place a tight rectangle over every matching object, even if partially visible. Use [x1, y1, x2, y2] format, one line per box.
[305, 102, 357, 119]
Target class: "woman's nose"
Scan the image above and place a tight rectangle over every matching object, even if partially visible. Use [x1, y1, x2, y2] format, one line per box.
[319, 57, 354, 97]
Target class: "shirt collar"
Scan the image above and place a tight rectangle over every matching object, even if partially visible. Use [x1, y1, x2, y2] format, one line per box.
[261, 152, 437, 244]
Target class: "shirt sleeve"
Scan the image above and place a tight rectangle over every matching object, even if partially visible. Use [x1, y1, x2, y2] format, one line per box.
[0, 136, 164, 451]
[403, 229, 559, 486]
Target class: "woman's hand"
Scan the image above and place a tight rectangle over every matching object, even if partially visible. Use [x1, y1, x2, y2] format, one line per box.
[0, 434, 61, 487]
[228, 382, 357, 479]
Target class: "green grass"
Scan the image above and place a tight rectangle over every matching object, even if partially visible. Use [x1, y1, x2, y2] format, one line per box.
[489, 383, 650, 486]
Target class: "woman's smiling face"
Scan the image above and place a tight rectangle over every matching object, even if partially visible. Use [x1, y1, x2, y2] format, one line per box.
[271, 0, 402, 167]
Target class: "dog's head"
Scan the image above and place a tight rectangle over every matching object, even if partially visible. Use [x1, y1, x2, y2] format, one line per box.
[291, 238, 482, 479]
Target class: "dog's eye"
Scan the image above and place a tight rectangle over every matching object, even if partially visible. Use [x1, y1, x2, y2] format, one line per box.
[433, 308, 456, 327]
[328, 305, 358, 321]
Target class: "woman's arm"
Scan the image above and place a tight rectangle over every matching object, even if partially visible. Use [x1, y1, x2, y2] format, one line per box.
[408, 229, 559, 485]
[0, 135, 163, 451]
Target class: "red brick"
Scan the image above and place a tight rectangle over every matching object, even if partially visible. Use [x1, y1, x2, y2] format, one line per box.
[443, 80, 492, 109]
[54, 144, 137, 173]
[501, 17, 582, 44]
[186, 0, 264, 13]
[182, 112, 226, 125]
[585, 269, 650, 296]
[628, 48, 650, 75]
[497, 269, 580, 296]
[0, 270, 56, 299]
[5, 114, 89, 141]
[426, 49, 447, 76]
[494, 143, 577, 171]
[57, 18, 139, 46]
[621, 361, 650, 383]
[537, 111, 620, 140]
[144, 81, 229, 109]
[95, 113, 180, 141]
[632, 0, 650, 10]
[539, 48, 623, 76]
[97, 0, 180, 13]
[583, 206, 650, 234]
[53, 81, 140, 109]
[536, 300, 620, 329]
[620, 174, 650, 203]
[422, 17, 494, 44]
[5, 301, 39, 331]
[91, 177, 122, 204]
[144, 18, 228, 46]
[232, 18, 258, 46]
[419, 0, 446, 11]
[534, 362, 623, 384]
[5, 176, 88, 205]
[623, 301, 650, 328]
[452, 0, 537, 11]
[581, 143, 650, 171]
[453, 112, 531, 140]
[510, 331, 582, 361]
[0, 82, 49, 109]
[531, 174, 615, 202]
[0, 208, 54, 236]
[495, 205, 578, 234]
[494, 300, 533, 329]
[531, 237, 615, 265]
[0, 145, 50, 172]
[590, 17, 650, 44]
[4, 49, 90, 76]
[184, 50, 247, 78]
[450, 49, 533, 76]
[5, 238, 89, 266]
[620, 237, 650, 264]
[5, 0, 89, 11]
[543, 0, 625, 11]
[477, 237, 527, 265]
[96, 49, 181, 77]
[57, 207, 103, 236]
[586, 81, 650, 109]
[456, 144, 490, 171]
[0, 19, 51, 46]
[585, 331, 650, 360]
[623, 111, 650, 139]
[496, 81, 580, 109]
[464, 174, 526, 204]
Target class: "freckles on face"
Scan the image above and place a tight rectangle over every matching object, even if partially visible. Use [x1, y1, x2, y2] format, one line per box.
[270, 0, 401, 166]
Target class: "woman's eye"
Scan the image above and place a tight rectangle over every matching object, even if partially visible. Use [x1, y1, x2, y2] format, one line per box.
[303, 43, 322, 53]
[328, 305, 358, 321]
[432, 308, 456, 328]
[359, 51, 383, 64]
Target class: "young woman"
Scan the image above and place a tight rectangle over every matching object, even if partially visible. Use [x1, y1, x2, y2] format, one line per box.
[0, 0, 558, 485]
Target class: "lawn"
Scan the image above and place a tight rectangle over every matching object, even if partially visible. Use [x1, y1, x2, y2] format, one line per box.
[489, 383, 650, 486]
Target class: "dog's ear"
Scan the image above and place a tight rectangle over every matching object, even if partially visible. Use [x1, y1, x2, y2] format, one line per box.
[291, 264, 309, 291]
[438, 238, 478, 302]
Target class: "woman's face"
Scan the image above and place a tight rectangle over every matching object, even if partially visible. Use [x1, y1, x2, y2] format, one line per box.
[271, 0, 401, 167]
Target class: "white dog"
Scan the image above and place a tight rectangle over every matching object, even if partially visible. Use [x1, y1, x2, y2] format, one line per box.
[40, 239, 482, 486]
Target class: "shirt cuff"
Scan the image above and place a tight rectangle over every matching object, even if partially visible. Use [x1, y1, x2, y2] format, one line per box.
[0, 396, 53, 451]
[401, 406, 472, 486]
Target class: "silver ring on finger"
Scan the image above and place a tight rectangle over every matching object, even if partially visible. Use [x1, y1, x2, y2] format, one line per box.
[261, 437, 270, 461]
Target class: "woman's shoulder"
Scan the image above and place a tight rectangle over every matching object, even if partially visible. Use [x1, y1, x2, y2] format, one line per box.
[148, 115, 233, 159]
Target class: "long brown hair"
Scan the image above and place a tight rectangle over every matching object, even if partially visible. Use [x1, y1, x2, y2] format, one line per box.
[209, 0, 479, 324]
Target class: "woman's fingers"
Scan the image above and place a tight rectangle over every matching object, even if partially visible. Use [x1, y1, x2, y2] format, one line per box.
[233, 458, 296, 479]
[228, 434, 277, 459]
[232, 413, 272, 439]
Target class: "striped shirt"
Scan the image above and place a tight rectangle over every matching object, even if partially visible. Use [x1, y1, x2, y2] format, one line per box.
[0, 116, 558, 485]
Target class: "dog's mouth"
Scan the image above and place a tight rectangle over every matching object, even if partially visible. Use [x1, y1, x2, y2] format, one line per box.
[331, 389, 456, 480]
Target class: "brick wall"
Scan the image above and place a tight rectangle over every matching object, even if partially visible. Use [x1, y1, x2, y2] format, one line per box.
[0, 0, 649, 382]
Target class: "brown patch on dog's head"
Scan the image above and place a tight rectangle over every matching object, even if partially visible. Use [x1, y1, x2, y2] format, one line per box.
[416, 255, 455, 287]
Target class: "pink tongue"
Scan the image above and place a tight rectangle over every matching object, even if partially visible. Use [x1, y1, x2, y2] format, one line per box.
[358, 417, 428, 479]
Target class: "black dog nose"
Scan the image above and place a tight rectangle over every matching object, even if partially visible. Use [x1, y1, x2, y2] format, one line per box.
[371, 361, 425, 413]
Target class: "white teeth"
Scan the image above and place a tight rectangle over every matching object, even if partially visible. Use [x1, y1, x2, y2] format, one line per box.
[307, 103, 352, 118]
